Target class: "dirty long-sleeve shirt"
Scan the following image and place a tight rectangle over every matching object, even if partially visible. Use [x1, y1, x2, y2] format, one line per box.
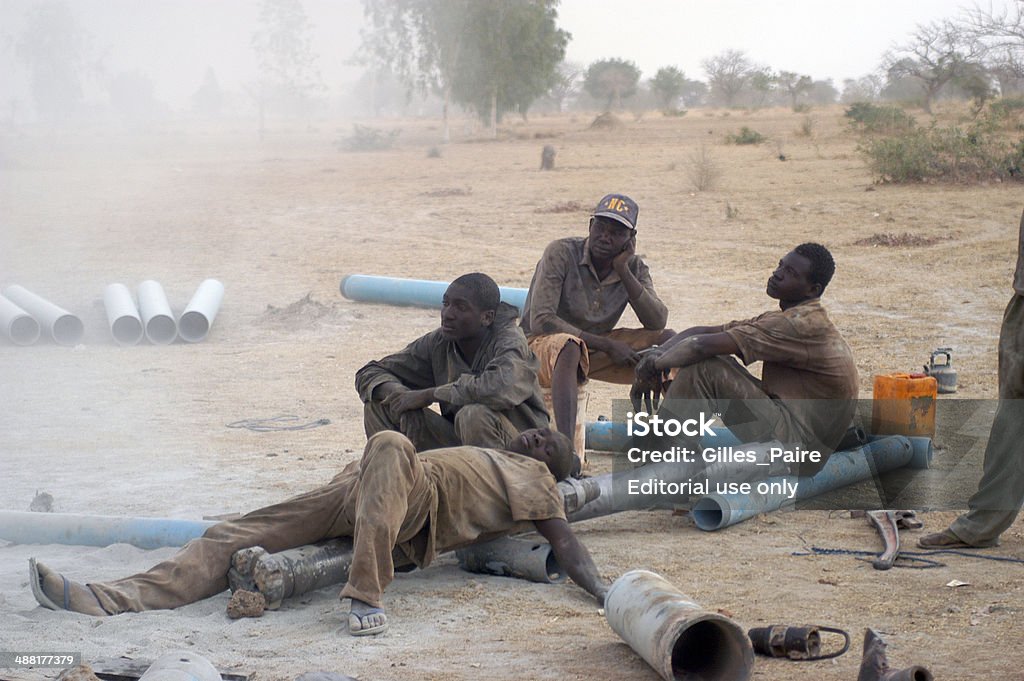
[355, 302, 549, 433]
[520, 237, 668, 338]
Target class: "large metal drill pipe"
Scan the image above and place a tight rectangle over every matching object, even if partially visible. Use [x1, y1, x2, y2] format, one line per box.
[0, 511, 217, 550]
[456, 536, 566, 584]
[690, 435, 916, 531]
[341, 274, 528, 311]
[605, 569, 754, 681]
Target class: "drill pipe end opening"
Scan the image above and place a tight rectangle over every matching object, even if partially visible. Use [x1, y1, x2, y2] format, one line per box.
[670, 617, 753, 681]
[690, 496, 726, 531]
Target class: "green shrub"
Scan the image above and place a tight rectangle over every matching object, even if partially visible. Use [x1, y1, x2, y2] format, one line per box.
[339, 124, 400, 152]
[844, 102, 916, 135]
[725, 126, 766, 145]
[990, 97, 1024, 116]
[859, 119, 1024, 183]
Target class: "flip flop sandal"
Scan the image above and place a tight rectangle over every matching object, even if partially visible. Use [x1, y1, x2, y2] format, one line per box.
[349, 608, 388, 636]
[29, 558, 69, 611]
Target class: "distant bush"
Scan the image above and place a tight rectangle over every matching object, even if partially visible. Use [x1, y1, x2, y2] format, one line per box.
[795, 115, 815, 138]
[859, 118, 1024, 183]
[989, 97, 1024, 116]
[684, 143, 721, 191]
[339, 124, 400, 152]
[725, 126, 766, 145]
[844, 102, 916, 135]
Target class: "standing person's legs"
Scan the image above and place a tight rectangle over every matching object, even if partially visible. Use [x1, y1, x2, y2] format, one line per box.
[932, 295, 1024, 547]
[340, 431, 435, 634]
[363, 400, 459, 450]
[33, 477, 358, 615]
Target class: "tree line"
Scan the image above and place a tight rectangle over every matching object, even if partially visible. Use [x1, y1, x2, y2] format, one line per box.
[10, 0, 1024, 128]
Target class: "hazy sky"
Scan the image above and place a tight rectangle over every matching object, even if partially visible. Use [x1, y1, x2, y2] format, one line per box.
[0, 0, 1012, 111]
[558, 0, 1008, 84]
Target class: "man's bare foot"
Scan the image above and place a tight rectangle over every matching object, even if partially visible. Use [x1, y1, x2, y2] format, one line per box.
[348, 598, 387, 636]
[29, 559, 106, 616]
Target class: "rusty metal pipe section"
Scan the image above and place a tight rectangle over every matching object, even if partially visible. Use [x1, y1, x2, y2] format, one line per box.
[604, 569, 754, 681]
[229, 539, 356, 610]
[456, 536, 566, 584]
[557, 476, 601, 515]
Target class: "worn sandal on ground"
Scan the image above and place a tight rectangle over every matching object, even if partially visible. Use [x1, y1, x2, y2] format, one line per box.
[349, 608, 388, 636]
[917, 529, 979, 550]
[29, 558, 68, 611]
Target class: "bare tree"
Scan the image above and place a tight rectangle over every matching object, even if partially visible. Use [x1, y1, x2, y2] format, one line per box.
[15, 1, 96, 121]
[250, 0, 324, 135]
[548, 60, 582, 113]
[701, 49, 754, 107]
[962, 0, 1024, 94]
[883, 18, 983, 113]
[841, 74, 884, 103]
[776, 71, 813, 110]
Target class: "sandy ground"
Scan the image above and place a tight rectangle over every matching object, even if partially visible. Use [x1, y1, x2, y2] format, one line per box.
[2, 107, 1023, 681]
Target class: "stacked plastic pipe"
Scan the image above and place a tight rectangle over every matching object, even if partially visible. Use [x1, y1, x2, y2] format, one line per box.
[0, 279, 223, 346]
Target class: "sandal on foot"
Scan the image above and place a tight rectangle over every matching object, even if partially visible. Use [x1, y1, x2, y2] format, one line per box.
[917, 529, 977, 550]
[349, 607, 388, 636]
[29, 558, 69, 611]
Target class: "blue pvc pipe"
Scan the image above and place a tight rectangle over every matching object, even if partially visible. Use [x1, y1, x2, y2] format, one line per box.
[341, 274, 528, 311]
[0, 511, 218, 549]
[690, 435, 916, 531]
[585, 421, 740, 451]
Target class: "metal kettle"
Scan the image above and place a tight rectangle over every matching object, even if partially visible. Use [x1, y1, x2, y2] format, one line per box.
[924, 347, 957, 394]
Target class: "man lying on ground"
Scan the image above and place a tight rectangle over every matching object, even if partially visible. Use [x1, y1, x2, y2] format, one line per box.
[634, 242, 858, 474]
[520, 193, 672, 456]
[30, 428, 608, 636]
[356, 272, 549, 450]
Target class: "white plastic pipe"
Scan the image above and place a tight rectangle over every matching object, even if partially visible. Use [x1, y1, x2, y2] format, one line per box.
[0, 294, 40, 345]
[103, 283, 144, 346]
[2, 285, 83, 345]
[178, 278, 224, 343]
[137, 280, 177, 344]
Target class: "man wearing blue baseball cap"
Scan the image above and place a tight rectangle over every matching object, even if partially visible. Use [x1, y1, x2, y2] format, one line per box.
[521, 194, 673, 468]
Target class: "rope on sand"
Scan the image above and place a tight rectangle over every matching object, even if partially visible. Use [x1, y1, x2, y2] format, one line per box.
[226, 415, 331, 432]
[793, 545, 1024, 567]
